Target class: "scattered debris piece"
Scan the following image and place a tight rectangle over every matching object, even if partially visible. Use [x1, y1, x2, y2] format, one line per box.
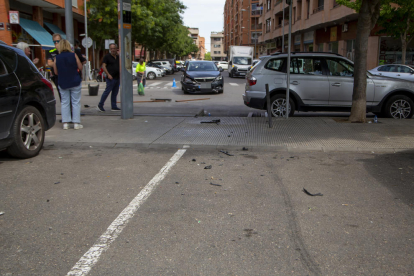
[84, 105, 90, 108]
[303, 188, 323, 196]
[342, 204, 348, 206]
[0, 211, 4, 216]
[242, 147, 249, 151]
[150, 98, 172, 102]
[49, 227, 52, 230]
[210, 183, 222, 187]
[175, 182, 180, 184]
[204, 165, 212, 169]
[201, 119, 220, 124]
[54, 182, 60, 185]
[175, 98, 210, 102]
[47, 200, 50, 202]
[201, 162, 206, 164]
[192, 159, 196, 162]
[219, 150, 234, 156]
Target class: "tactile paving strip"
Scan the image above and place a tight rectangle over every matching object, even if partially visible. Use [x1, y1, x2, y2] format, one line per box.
[152, 117, 414, 149]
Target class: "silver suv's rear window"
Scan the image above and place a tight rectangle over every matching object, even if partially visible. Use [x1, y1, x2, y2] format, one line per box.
[264, 58, 285, 72]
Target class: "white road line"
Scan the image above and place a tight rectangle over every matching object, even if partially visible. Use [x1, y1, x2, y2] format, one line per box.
[229, 83, 239, 86]
[148, 82, 162, 87]
[66, 149, 187, 276]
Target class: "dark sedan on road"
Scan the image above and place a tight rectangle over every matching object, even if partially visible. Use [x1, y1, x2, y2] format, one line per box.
[180, 61, 224, 94]
[0, 43, 56, 158]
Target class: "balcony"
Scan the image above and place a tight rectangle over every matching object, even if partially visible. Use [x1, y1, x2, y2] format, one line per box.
[274, 0, 282, 6]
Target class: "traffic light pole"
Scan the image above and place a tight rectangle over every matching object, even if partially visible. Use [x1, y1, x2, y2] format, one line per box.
[118, 0, 133, 119]
[286, 0, 292, 119]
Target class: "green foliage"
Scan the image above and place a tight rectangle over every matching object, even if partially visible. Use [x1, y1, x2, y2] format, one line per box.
[377, 0, 414, 39]
[86, 0, 197, 56]
[204, 52, 212, 61]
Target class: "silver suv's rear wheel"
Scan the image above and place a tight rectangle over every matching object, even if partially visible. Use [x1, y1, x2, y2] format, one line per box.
[385, 95, 414, 119]
[270, 94, 295, 117]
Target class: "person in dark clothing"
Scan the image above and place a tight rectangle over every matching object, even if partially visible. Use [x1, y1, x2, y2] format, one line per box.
[97, 43, 120, 111]
[47, 33, 62, 100]
[74, 39, 87, 77]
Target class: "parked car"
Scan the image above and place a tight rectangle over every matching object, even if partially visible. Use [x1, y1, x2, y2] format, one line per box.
[216, 61, 229, 70]
[149, 60, 174, 74]
[146, 61, 166, 76]
[180, 61, 223, 94]
[176, 60, 184, 69]
[369, 64, 414, 82]
[244, 52, 414, 119]
[0, 43, 56, 158]
[132, 62, 163, 80]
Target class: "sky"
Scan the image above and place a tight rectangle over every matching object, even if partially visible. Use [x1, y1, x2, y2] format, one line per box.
[180, 0, 225, 53]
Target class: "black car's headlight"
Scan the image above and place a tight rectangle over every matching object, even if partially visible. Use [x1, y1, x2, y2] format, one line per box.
[184, 77, 194, 84]
[214, 76, 223, 82]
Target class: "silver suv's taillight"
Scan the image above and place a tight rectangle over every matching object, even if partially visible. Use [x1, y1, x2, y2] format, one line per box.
[249, 77, 257, 86]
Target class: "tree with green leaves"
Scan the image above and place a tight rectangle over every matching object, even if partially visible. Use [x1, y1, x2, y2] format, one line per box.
[336, 0, 386, 122]
[204, 52, 212, 61]
[377, 0, 414, 64]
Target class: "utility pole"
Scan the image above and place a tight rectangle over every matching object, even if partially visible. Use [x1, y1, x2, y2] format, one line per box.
[84, 0, 89, 79]
[64, 0, 74, 45]
[286, 0, 292, 119]
[282, 0, 285, 53]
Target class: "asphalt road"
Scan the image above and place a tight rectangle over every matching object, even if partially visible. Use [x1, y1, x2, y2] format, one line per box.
[1, 147, 413, 275]
[57, 73, 366, 118]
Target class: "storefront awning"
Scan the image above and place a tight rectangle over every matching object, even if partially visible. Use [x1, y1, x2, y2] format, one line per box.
[19, 18, 54, 50]
[44, 22, 66, 39]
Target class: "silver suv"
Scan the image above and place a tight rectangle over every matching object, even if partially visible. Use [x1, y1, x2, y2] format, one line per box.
[244, 52, 414, 119]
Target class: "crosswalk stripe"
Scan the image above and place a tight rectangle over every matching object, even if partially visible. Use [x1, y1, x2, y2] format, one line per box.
[148, 82, 162, 87]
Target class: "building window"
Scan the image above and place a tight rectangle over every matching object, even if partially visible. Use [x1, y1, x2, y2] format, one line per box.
[72, 0, 78, 8]
[214, 44, 221, 48]
[266, 18, 271, 33]
[329, 42, 339, 53]
[346, 40, 355, 61]
[267, 0, 271, 11]
[214, 38, 221, 41]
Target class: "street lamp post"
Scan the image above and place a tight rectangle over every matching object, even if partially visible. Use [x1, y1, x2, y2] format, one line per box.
[84, 0, 89, 80]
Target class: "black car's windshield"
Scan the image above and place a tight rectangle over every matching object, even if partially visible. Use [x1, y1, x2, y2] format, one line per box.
[233, 57, 252, 65]
[187, 62, 217, 71]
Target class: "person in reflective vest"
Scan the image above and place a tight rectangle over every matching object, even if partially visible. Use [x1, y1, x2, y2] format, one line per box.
[135, 58, 146, 88]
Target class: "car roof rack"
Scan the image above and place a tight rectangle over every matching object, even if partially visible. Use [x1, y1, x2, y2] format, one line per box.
[271, 51, 343, 57]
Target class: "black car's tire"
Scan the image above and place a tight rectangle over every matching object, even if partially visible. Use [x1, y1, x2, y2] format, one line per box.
[7, 106, 45, 158]
[384, 95, 414, 119]
[147, 72, 156, 80]
[269, 94, 295, 117]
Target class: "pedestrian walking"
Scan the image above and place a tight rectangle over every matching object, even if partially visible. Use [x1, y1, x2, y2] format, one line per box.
[135, 58, 146, 95]
[97, 43, 120, 111]
[53, 39, 83, 130]
[16, 42, 39, 65]
[47, 33, 62, 100]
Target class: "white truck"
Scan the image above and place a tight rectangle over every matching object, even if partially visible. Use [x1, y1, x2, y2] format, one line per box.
[228, 46, 254, 78]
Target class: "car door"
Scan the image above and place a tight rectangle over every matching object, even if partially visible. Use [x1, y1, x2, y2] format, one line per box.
[288, 57, 330, 105]
[394, 65, 414, 81]
[326, 58, 374, 106]
[0, 54, 20, 139]
[375, 65, 394, 78]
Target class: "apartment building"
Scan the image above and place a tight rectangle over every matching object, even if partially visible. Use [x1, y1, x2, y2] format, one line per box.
[224, 0, 263, 59]
[224, 0, 414, 69]
[199, 36, 205, 60]
[1, 0, 88, 68]
[188, 27, 206, 60]
[210, 32, 226, 61]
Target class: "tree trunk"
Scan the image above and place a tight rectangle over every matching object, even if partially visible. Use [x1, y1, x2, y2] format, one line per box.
[348, 0, 381, 123]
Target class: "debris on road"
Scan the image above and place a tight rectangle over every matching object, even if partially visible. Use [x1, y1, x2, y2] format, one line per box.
[0, 211, 4, 216]
[243, 147, 249, 151]
[303, 188, 323, 196]
[175, 98, 210, 102]
[175, 182, 180, 184]
[192, 159, 196, 162]
[150, 98, 172, 102]
[219, 150, 234, 156]
[210, 183, 222, 187]
[201, 119, 220, 124]
[84, 105, 90, 108]
[204, 165, 212, 169]
[54, 182, 60, 185]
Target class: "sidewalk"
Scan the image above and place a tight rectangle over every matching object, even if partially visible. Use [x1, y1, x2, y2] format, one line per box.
[44, 116, 414, 152]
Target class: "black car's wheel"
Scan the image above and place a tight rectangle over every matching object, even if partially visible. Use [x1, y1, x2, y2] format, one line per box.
[269, 94, 295, 117]
[384, 95, 414, 119]
[7, 106, 45, 158]
[147, 72, 156, 80]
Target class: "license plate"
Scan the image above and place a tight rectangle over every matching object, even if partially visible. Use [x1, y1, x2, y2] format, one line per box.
[199, 83, 211, 89]
[240, 73, 246, 76]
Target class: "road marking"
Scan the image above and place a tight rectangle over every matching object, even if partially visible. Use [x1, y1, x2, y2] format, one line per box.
[229, 83, 239, 86]
[148, 82, 162, 87]
[66, 149, 187, 276]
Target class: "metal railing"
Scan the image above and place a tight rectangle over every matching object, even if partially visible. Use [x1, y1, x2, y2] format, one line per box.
[313, 5, 324, 14]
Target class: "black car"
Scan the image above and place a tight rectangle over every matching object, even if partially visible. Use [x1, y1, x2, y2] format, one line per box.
[181, 61, 224, 94]
[0, 43, 56, 158]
